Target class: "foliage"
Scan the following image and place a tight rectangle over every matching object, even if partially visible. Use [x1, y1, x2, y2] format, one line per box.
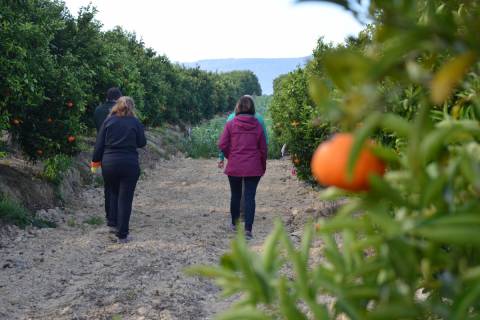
[185, 116, 227, 158]
[194, 0, 480, 319]
[42, 154, 73, 184]
[0, 196, 55, 228]
[1, 0, 86, 160]
[269, 68, 331, 181]
[83, 215, 104, 226]
[0, 1, 261, 160]
[256, 95, 283, 159]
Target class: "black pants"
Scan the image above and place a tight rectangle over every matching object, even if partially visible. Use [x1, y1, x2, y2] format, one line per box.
[228, 176, 261, 232]
[102, 162, 140, 239]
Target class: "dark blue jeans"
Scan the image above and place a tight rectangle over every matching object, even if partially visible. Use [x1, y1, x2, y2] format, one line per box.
[228, 176, 261, 232]
[102, 162, 140, 239]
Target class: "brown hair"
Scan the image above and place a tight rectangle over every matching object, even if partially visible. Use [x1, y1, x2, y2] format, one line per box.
[234, 95, 255, 115]
[110, 96, 136, 117]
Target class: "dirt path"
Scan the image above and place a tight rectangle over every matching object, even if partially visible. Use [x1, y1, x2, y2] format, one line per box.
[0, 158, 330, 320]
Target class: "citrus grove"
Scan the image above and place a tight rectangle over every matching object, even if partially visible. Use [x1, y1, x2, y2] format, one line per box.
[194, 1, 480, 319]
[0, 1, 261, 160]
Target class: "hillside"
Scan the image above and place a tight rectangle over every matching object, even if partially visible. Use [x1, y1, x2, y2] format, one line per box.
[183, 57, 310, 95]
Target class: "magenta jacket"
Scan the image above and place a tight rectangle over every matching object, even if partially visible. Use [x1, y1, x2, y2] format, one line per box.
[218, 115, 267, 177]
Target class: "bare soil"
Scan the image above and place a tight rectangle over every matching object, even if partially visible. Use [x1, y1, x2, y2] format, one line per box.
[0, 158, 334, 320]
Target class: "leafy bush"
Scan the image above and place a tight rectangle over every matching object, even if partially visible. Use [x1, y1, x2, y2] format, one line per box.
[42, 154, 73, 184]
[270, 69, 331, 181]
[193, 1, 480, 319]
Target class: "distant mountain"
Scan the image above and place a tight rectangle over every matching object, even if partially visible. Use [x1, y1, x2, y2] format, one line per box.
[182, 57, 311, 95]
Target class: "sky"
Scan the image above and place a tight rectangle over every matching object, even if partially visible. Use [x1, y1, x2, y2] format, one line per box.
[63, 0, 365, 63]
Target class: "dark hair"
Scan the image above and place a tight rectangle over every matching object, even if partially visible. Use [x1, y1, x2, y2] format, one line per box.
[106, 87, 122, 101]
[234, 95, 255, 115]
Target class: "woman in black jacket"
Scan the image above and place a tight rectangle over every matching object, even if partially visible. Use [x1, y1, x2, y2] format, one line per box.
[92, 96, 146, 243]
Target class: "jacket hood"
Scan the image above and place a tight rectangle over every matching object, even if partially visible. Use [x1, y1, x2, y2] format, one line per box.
[233, 115, 258, 131]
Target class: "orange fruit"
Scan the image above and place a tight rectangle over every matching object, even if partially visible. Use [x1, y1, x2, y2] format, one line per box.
[66, 101, 74, 108]
[36, 149, 43, 156]
[311, 133, 385, 191]
[47, 118, 53, 123]
[12, 119, 20, 126]
[67, 135, 76, 143]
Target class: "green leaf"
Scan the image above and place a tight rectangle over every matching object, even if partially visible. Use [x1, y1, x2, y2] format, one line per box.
[452, 282, 480, 320]
[216, 306, 272, 320]
[278, 278, 308, 320]
[380, 113, 412, 138]
[347, 112, 382, 180]
[414, 225, 480, 246]
[262, 220, 282, 273]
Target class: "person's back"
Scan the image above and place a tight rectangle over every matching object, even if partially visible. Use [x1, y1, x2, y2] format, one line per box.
[99, 116, 146, 164]
[92, 96, 146, 243]
[221, 115, 266, 177]
[94, 87, 122, 132]
[217, 95, 267, 240]
[94, 100, 116, 131]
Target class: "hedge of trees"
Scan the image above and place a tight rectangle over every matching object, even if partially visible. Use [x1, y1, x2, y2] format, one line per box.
[0, 0, 261, 160]
[196, 1, 480, 318]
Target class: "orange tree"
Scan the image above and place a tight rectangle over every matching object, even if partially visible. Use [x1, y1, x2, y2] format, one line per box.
[269, 68, 331, 181]
[1, 0, 86, 160]
[191, 1, 480, 319]
[1, 1, 262, 160]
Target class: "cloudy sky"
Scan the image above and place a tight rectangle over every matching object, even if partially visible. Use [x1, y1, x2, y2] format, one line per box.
[63, 0, 364, 62]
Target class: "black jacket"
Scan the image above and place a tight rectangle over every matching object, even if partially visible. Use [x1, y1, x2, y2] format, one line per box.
[92, 115, 147, 165]
[94, 100, 116, 132]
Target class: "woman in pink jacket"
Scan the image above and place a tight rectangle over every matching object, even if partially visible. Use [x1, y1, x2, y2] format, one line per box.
[218, 95, 267, 240]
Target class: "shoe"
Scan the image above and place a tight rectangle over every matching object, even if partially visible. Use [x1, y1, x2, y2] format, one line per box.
[117, 235, 133, 244]
[245, 230, 253, 240]
[230, 224, 237, 232]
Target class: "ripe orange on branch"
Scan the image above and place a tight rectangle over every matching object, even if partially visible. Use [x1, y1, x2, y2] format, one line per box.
[67, 135, 76, 143]
[66, 101, 74, 108]
[311, 133, 385, 191]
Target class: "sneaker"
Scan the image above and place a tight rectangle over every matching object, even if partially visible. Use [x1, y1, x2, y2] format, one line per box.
[117, 235, 133, 244]
[245, 230, 253, 240]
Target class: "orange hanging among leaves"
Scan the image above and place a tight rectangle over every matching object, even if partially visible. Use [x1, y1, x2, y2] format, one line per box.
[311, 133, 385, 191]
[66, 101, 74, 108]
[67, 135, 76, 143]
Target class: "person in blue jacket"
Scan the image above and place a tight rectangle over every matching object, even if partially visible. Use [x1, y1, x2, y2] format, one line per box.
[92, 96, 146, 243]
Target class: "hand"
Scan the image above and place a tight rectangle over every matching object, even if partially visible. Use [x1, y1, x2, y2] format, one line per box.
[217, 160, 224, 169]
[90, 161, 101, 174]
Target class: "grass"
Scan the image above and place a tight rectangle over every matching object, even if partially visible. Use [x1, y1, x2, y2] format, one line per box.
[0, 196, 56, 228]
[184, 116, 226, 158]
[66, 217, 76, 227]
[84, 215, 104, 226]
